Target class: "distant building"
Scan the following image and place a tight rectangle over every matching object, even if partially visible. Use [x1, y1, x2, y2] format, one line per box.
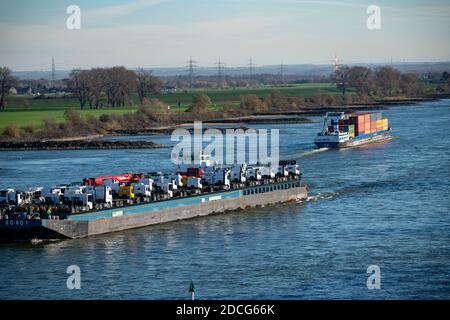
[161, 85, 177, 93]
[15, 86, 33, 95]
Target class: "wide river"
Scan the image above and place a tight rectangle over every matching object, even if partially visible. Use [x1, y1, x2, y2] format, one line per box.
[0, 100, 449, 299]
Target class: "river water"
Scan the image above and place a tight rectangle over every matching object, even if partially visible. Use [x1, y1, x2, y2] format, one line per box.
[0, 100, 449, 299]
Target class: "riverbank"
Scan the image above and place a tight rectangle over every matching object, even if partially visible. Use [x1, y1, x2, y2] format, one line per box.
[0, 139, 166, 151]
[0, 96, 446, 150]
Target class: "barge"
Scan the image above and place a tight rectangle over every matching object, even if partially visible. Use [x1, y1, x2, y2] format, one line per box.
[0, 160, 307, 242]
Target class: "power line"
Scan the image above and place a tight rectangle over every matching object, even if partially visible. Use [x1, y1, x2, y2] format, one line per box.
[215, 57, 226, 88]
[248, 57, 255, 80]
[278, 61, 285, 84]
[51, 57, 55, 88]
[185, 56, 197, 88]
[330, 54, 342, 72]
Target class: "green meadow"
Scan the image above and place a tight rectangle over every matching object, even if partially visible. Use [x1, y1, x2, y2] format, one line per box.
[0, 83, 339, 130]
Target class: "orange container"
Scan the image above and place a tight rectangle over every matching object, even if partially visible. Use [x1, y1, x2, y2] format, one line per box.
[357, 115, 365, 124]
[371, 121, 376, 131]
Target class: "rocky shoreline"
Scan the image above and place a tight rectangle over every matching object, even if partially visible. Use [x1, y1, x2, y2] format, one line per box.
[0, 139, 166, 151]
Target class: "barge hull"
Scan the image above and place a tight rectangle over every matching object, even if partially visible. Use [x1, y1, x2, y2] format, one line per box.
[340, 132, 392, 148]
[1, 185, 307, 241]
[314, 132, 392, 148]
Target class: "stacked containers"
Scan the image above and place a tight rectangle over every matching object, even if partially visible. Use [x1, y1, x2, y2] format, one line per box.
[338, 112, 388, 138]
[356, 114, 366, 136]
[382, 118, 389, 130]
[364, 113, 371, 135]
[350, 112, 388, 136]
[347, 124, 355, 138]
[376, 119, 383, 131]
[370, 112, 381, 133]
[338, 124, 355, 137]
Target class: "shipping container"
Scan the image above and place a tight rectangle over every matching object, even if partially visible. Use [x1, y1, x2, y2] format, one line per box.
[357, 115, 365, 125]
[370, 112, 381, 121]
[370, 121, 376, 131]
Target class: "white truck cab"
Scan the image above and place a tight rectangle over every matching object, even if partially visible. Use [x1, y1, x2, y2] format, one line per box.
[187, 177, 203, 189]
[247, 167, 262, 181]
[0, 189, 22, 205]
[132, 183, 152, 197]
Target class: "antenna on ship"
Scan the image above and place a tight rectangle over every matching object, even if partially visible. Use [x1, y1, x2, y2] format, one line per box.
[188, 280, 195, 300]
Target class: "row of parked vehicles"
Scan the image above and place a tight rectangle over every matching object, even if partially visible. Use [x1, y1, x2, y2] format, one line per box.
[0, 159, 301, 213]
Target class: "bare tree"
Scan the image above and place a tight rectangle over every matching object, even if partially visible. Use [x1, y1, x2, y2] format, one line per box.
[86, 68, 105, 109]
[0, 67, 19, 110]
[375, 66, 401, 97]
[347, 66, 375, 96]
[136, 69, 161, 105]
[69, 67, 138, 109]
[68, 69, 90, 109]
[332, 66, 350, 95]
[103, 66, 136, 107]
[400, 73, 422, 96]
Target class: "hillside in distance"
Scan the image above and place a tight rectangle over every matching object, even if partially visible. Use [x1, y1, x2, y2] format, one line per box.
[12, 61, 450, 80]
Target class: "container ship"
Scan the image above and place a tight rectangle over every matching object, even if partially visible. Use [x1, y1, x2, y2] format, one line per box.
[0, 157, 307, 242]
[314, 111, 392, 148]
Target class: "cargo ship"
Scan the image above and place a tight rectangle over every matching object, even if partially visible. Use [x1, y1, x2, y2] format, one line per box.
[314, 111, 392, 148]
[0, 158, 307, 242]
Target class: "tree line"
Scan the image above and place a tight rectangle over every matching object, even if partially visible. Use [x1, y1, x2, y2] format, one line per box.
[68, 67, 161, 109]
[0, 67, 19, 110]
[332, 65, 425, 97]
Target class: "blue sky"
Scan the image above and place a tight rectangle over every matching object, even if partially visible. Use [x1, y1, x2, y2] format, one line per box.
[0, 0, 449, 70]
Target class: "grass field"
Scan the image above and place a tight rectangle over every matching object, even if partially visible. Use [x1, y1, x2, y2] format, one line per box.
[0, 83, 339, 130]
